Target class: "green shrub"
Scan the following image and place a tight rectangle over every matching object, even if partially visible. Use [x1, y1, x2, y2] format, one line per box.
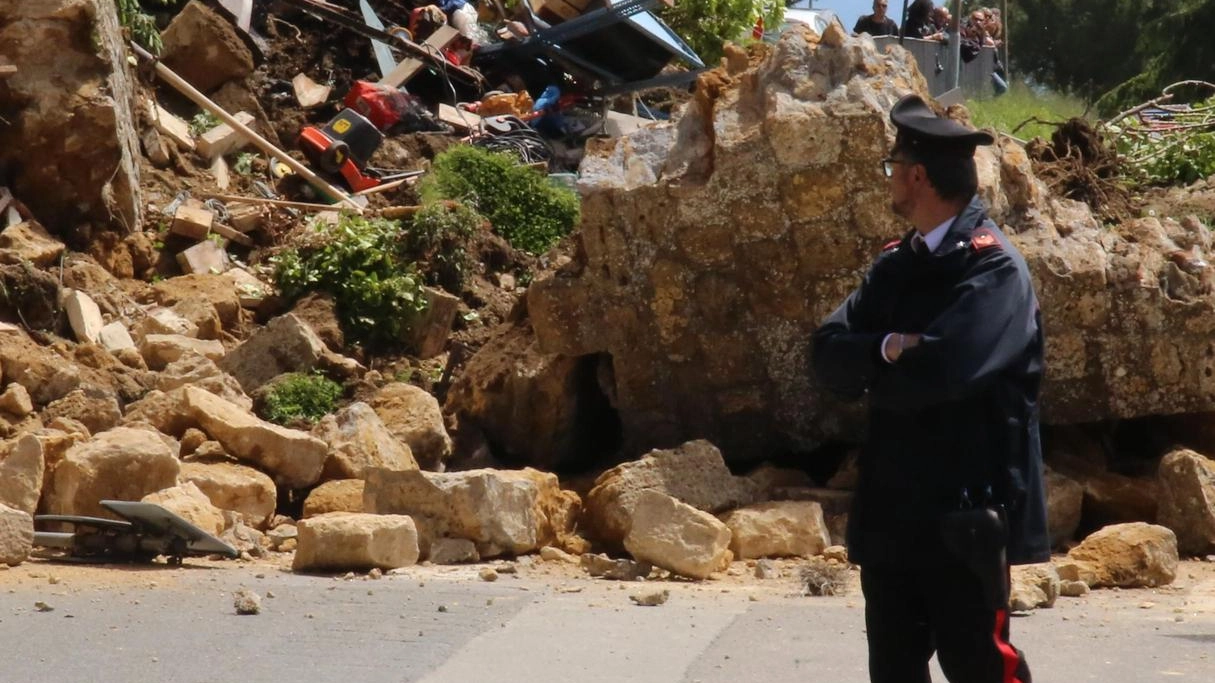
[406, 201, 483, 292]
[262, 373, 342, 425]
[419, 146, 579, 255]
[271, 215, 428, 347]
[659, 0, 783, 66]
[118, 1, 175, 55]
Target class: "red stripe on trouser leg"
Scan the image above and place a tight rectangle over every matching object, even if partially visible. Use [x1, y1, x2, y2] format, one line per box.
[992, 608, 1024, 683]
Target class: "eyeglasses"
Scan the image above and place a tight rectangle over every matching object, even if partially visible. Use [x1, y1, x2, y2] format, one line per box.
[881, 157, 909, 177]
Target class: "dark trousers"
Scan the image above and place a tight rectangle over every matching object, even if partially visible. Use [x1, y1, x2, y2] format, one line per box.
[860, 562, 1032, 683]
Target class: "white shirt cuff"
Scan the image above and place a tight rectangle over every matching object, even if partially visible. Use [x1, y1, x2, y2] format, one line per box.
[880, 333, 897, 363]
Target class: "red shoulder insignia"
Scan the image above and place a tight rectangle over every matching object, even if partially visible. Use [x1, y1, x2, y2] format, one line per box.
[970, 228, 1001, 252]
[882, 239, 901, 252]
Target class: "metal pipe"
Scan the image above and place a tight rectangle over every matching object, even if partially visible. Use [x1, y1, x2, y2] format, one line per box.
[953, 0, 962, 91]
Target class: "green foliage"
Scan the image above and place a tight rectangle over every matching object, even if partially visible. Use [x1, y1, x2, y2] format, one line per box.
[419, 146, 579, 255]
[1112, 94, 1215, 187]
[189, 111, 221, 137]
[659, 0, 783, 65]
[271, 215, 428, 348]
[117, 0, 174, 55]
[262, 372, 342, 425]
[406, 201, 483, 292]
[967, 81, 1089, 141]
[232, 152, 256, 176]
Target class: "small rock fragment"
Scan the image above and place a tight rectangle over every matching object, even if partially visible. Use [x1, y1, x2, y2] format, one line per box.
[630, 589, 669, 606]
[479, 567, 499, 582]
[234, 589, 261, 615]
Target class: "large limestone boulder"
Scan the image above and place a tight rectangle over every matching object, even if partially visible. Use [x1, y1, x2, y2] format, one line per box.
[157, 354, 251, 410]
[719, 501, 830, 559]
[1045, 468, 1084, 548]
[1077, 471, 1159, 526]
[0, 221, 66, 267]
[444, 324, 615, 471]
[150, 274, 243, 333]
[0, 503, 34, 566]
[219, 314, 336, 393]
[1066, 522, 1178, 588]
[184, 386, 327, 489]
[1156, 448, 1215, 555]
[179, 461, 276, 529]
[303, 479, 364, 518]
[313, 402, 418, 481]
[369, 383, 453, 471]
[0, 435, 44, 514]
[160, 1, 255, 94]
[47, 427, 181, 519]
[140, 334, 225, 371]
[293, 513, 419, 572]
[121, 388, 194, 437]
[0, 0, 141, 230]
[142, 481, 226, 536]
[364, 467, 584, 557]
[623, 490, 732, 580]
[584, 440, 759, 546]
[41, 389, 121, 435]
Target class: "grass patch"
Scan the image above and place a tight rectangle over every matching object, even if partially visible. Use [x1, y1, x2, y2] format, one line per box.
[262, 372, 342, 426]
[968, 81, 1090, 142]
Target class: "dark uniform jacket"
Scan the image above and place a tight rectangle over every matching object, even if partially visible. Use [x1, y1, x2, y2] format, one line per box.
[812, 197, 1050, 567]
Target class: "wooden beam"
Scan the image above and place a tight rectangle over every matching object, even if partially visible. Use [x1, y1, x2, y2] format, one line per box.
[130, 42, 363, 213]
[379, 25, 460, 88]
[200, 192, 342, 212]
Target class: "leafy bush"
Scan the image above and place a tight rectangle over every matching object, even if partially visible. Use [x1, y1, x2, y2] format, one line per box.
[659, 0, 783, 65]
[406, 201, 483, 292]
[271, 215, 428, 347]
[262, 373, 342, 425]
[118, 0, 175, 55]
[189, 111, 221, 137]
[419, 146, 579, 255]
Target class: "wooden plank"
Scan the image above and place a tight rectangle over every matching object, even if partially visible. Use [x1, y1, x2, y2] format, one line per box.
[438, 104, 481, 132]
[379, 26, 460, 88]
[201, 192, 341, 212]
[0, 65, 17, 78]
[209, 221, 254, 247]
[147, 99, 196, 151]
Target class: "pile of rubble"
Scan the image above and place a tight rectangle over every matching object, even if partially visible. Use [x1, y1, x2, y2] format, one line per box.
[0, 1, 1213, 614]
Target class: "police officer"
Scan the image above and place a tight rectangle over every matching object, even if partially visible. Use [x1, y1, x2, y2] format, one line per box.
[812, 94, 1049, 683]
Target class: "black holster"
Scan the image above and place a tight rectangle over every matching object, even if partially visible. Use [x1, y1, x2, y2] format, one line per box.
[939, 505, 1009, 609]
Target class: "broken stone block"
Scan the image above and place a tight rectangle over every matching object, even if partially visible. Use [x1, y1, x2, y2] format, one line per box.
[427, 537, 479, 564]
[580, 552, 651, 580]
[211, 155, 230, 191]
[160, 1, 255, 94]
[142, 481, 226, 536]
[219, 313, 356, 392]
[146, 99, 196, 151]
[292, 73, 331, 109]
[41, 389, 122, 435]
[364, 467, 582, 558]
[46, 427, 181, 519]
[1067, 522, 1178, 588]
[223, 268, 269, 309]
[293, 513, 420, 572]
[131, 307, 199, 342]
[0, 221, 65, 267]
[177, 239, 232, 275]
[0, 503, 33, 566]
[185, 386, 328, 489]
[623, 490, 733, 580]
[63, 289, 104, 344]
[156, 355, 251, 410]
[0, 384, 33, 417]
[303, 479, 365, 519]
[585, 440, 759, 547]
[1156, 448, 1215, 555]
[139, 334, 225, 371]
[313, 402, 418, 481]
[368, 383, 453, 471]
[406, 286, 460, 359]
[171, 204, 214, 241]
[719, 501, 830, 559]
[227, 204, 265, 233]
[1010, 563, 1061, 611]
[0, 435, 44, 514]
[97, 321, 136, 353]
[196, 111, 255, 161]
[180, 461, 277, 529]
[142, 127, 171, 168]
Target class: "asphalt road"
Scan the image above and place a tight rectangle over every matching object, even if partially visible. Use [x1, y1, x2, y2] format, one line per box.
[1, 559, 1212, 683]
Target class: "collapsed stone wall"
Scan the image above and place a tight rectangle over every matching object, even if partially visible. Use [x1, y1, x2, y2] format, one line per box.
[455, 25, 1215, 467]
[0, 0, 142, 232]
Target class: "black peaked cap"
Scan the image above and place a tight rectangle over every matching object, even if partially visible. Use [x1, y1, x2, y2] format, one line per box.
[890, 94, 994, 158]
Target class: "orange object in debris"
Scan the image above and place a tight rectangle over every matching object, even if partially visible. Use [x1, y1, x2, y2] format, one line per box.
[477, 91, 535, 118]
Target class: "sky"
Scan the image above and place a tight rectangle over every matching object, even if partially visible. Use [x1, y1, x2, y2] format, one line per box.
[798, 0, 916, 33]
